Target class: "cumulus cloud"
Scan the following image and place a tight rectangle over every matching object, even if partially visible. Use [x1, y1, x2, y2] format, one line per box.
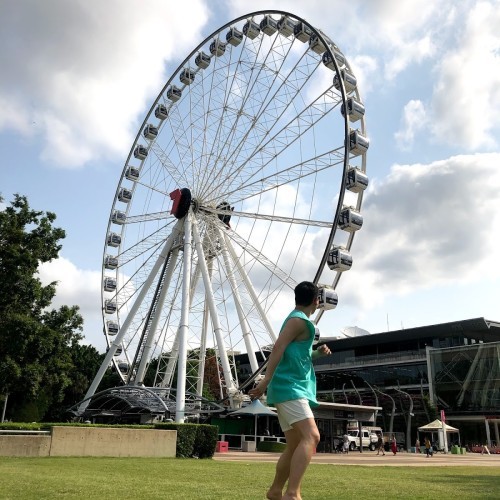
[430, 1, 500, 150]
[0, 0, 210, 168]
[38, 256, 104, 348]
[394, 99, 428, 149]
[338, 153, 500, 310]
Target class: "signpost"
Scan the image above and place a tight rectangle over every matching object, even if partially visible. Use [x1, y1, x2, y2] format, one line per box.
[441, 409, 448, 453]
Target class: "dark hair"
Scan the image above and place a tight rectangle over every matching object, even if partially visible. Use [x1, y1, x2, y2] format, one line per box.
[294, 281, 319, 306]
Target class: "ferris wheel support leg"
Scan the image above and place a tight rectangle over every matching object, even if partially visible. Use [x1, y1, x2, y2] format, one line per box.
[223, 232, 277, 343]
[175, 215, 193, 423]
[217, 227, 260, 374]
[196, 258, 213, 398]
[192, 220, 238, 402]
[134, 248, 180, 385]
[78, 219, 184, 414]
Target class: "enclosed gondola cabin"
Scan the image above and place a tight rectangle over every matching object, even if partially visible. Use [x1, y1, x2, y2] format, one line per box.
[118, 362, 129, 373]
[293, 21, 313, 42]
[114, 346, 123, 357]
[327, 246, 353, 271]
[318, 286, 338, 310]
[107, 232, 121, 247]
[104, 299, 117, 314]
[226, 27, 243, 46]
[118, 188, 132, 203]
[341, 97, 365, 122]
[277, 15, 296, 37]
[103, 277, 117, 292]
[143, 124, 158, 140]
[133, 145, 148, 160]
[111, 210, 126, 225]
[210, 39, 226, 57]
[260, 15, 278, 36]
[333, 69, 357, 94]
[346, 167, 369, 193]
[322, 49, 346, 71]
[348, 129, 369, 156]
[243, 19, 260, 39]
[339, 207, 363, 232]
[180, 68, 195, 85]
[104, 255, 119, 269]
[195, 51, 211, 69]
[167, 85, 182, 102]
[125, 166, 140, 182]
[154, 104, 168, 120]
[106, 321, 119, 335]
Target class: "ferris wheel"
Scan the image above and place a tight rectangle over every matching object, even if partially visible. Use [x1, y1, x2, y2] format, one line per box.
[82, 10, 368, 422]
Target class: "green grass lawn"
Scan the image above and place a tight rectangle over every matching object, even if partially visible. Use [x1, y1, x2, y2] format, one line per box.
[0, 457, 499, 499]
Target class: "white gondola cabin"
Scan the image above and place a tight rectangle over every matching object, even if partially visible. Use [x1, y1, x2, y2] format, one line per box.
[327, 246, 353, 271]
[293, 21, 313, 42]
[154, 104, 168, 120]
[210, 38, 226, 57]
[317, 285, 338, 310]
[243, 19, 260, 39]
[103, 276, 117, 292]
[195, 51, 211, 69]
[339, 206, 363, 232]
[322, 49, 346, 71]
[260, 15, 278, 36]
[125, 166, 140, 182]
[111, 210, 126, 225]
[114, 346, 123, 357]
[277, 15, 296, 37]
[106, 321, 119, 335]
[348, 129, 369, 156]
[133, 145, 148, 160]
[104, 255, 118, 269]
[104, 299, 117, 314]
[118, 362, 128, 373]
[107, 232, 121, 247]
[226, 27, 243, 46]
[341, 97, 365, 122]
[333, 69, 357, 94]
[346, 167, 369, 193]
[180, 68, 195, 85]
[167, 85, 182, 102]
[143, 124, 158, 140]
[309, 32, 332, 55]
[118, 187, 132, 203]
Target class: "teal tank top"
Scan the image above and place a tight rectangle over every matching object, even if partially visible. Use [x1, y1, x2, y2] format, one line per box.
[266, 309, 319, 408]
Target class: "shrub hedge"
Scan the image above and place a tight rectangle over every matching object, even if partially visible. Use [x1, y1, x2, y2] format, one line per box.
[257, 441, 287, 453]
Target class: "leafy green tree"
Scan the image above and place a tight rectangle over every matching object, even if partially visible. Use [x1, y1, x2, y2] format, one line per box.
[0, 195, 84, 421]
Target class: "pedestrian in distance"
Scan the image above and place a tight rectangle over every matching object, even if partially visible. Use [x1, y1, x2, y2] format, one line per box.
[391, 435, 397, 455]
[415, 437, 420, 454]
[249, 281, 331, 500]
[376, 432, 385, 455]
[425, 436, 433, 457]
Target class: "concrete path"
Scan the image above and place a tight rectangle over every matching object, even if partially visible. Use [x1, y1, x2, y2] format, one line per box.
[214, 450, 500, 467]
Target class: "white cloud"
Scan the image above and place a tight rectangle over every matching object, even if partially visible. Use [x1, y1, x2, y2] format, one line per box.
[430, 1, 500, 150]
[394, 99, 428, 149]
[0, 0, 210, 168]
[338, 152, 500, 310]
[38, 256, 104, 347]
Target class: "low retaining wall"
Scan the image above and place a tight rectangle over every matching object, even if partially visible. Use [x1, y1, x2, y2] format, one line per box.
[0, 427, 177, 458]
[0, 435, 51, 457]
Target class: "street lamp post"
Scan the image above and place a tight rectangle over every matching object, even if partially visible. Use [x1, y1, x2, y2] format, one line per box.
[395, 385, 413, 452]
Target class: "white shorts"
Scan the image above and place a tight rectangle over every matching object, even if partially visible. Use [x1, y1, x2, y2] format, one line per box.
[275, 399, 314, 432]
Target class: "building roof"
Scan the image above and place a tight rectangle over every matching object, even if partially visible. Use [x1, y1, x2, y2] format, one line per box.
[323, 317, 500, 349]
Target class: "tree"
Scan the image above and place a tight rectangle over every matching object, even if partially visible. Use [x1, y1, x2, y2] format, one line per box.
[0, 195, 84, 421]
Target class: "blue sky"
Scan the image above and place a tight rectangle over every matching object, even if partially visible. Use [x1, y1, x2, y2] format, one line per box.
[1, 0, 499, 352]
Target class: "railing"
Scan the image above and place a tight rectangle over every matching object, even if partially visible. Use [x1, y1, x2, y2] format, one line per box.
[0, 429, 50, 435]
[316, 351, 426, 370]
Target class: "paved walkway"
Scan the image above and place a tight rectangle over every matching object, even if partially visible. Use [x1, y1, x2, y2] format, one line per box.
[214, 450, 500, 467]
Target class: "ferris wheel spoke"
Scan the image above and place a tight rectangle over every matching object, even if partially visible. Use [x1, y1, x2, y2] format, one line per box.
[204, 87, 342, 202]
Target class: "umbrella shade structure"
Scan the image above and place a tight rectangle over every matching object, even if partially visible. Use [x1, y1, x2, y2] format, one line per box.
[229, 399, 278, 444]
[418, 419, 460, 448]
